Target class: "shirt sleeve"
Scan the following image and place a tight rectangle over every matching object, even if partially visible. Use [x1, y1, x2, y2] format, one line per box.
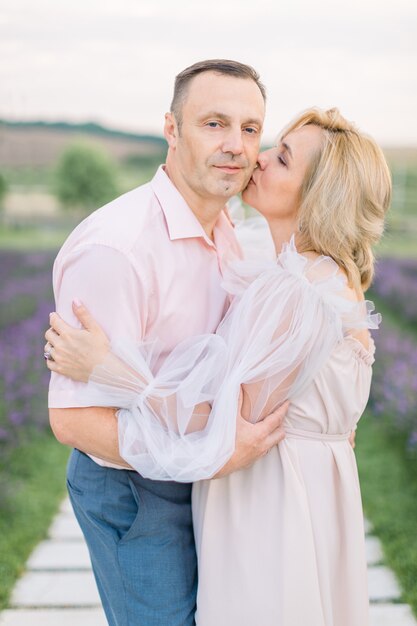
[70, 241, 379, 482]
[48, 244, 147, 408]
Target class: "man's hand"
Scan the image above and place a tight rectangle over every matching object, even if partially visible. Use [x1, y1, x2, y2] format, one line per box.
[214, 399, 288, 478]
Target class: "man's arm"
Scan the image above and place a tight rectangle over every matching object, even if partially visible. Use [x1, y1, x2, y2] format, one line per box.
[49, 406, 131, 468]
[48, 244, 146, 465]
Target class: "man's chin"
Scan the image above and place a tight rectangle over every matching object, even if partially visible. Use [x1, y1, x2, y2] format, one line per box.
[215, 180, 245, 198]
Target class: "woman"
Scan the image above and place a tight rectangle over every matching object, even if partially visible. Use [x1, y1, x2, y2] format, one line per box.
[44, 108, 391, 625]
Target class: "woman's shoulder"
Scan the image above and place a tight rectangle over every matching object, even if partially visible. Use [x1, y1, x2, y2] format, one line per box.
[296, 249, 350, 286]
[277, 239, 381, 334]
[278, 240, 348, 296]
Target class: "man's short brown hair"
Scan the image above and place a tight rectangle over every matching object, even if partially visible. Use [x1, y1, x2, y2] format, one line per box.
[170, 59, 266, 131]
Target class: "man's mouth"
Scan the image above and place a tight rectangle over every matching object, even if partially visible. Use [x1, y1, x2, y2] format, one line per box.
[213, 165, 243, 174]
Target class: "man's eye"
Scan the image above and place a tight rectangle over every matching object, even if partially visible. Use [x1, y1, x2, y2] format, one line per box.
[207, 122, 220, 128]
[244, 127, 258, 134]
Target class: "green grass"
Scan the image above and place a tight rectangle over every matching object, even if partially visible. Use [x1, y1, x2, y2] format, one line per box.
[356, 416, 417, 615]
[0, 162, 161, 252]
[0, 432, 70, 609]
[358, 293, 417, 615]
[0, 225, 71, 250]
[376, 234, 417, 259]
[1, 166, 54, 188]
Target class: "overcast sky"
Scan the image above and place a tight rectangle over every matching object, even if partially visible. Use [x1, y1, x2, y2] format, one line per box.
[1, 0, 416, 146]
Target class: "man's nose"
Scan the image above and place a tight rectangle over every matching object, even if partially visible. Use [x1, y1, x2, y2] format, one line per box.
[222, 128, 244, 155]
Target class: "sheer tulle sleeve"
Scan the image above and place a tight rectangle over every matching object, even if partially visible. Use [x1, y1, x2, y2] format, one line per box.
[79, 237, 380, 481]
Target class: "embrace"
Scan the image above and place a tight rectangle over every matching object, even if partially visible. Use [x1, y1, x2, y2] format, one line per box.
[44, 59, 391, 626]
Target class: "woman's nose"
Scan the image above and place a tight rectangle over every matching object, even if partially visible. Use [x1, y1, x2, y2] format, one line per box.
[257, 152, 268, 170]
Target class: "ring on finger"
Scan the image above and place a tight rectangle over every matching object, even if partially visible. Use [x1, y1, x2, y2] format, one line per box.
[44, 343, 55, 361]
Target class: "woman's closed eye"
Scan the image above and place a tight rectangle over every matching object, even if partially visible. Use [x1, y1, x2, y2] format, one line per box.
[277, 154, 287, 167]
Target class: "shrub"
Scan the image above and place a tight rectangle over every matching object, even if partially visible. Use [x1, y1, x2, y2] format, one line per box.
[53, 142, 119, 212]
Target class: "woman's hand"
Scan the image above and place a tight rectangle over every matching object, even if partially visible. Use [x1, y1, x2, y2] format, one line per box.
[44, 301, 110, 383]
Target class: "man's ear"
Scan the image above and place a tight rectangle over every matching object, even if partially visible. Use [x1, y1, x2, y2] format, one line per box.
[164, 112, 178, 149]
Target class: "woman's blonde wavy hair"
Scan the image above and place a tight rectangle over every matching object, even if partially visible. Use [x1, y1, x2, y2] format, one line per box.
[282, 108, 392, 291]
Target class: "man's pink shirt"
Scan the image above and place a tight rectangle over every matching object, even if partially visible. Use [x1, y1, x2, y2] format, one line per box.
[48, 166, 242, 413]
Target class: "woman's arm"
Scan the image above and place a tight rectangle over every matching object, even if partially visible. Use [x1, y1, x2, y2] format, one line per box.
[45, 301, 286, 480]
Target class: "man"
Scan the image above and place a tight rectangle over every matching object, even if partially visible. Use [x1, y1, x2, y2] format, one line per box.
[47, 59, 286, 626]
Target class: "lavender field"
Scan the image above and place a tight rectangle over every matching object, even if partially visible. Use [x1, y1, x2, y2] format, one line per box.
[369, 257, 417, 454]
[0, 250, 416, 464]
[372, 257, 417, 326]
[369, 323, 417, 454]
[0, 250, 55, 453]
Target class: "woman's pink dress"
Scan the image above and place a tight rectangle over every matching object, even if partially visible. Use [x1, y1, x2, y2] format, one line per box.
[193, 335, 374, 626]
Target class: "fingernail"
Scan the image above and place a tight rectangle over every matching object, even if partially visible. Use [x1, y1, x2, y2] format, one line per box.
[49, 312, 54, 319]
[73, 298, 82, 307]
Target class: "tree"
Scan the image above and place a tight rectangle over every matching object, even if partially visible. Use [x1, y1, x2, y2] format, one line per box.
[54, 142, 119, 212]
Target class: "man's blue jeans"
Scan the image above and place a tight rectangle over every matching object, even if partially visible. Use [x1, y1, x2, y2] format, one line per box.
[67, 449, 197, 626]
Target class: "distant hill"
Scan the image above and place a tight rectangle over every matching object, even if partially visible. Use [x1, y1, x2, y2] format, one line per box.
[0, 120, 167, 168]
[1, 119, 416, 171]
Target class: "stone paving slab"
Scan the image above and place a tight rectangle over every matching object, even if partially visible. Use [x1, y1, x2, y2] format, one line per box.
[364, 518, 373, 534]
[2, 502, 415, 625]
[370, 603, 417, 625]
[0, 608, 107, 626]
[59, 498, 73, 515]
[366, 535, 384, 565]
[48, 514, 83, 540]
[10, 571, 101, 608]
[27, 540, 91, 570]
[2, 605, 415, 626]
[368, 565, 402, 602]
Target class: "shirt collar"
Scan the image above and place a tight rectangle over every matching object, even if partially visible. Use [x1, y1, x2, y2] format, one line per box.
[150, 165, 235, 248]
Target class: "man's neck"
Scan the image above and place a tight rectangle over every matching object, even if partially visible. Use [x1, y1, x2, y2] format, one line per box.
[164, 165, 226, 242]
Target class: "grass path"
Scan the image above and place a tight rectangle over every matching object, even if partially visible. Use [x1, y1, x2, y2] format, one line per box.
[356, 289, 417, 619]
[0, 432, 70, 610]
[357, 416, 417, 615]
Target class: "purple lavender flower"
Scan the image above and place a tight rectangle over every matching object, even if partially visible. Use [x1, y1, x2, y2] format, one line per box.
[0, 250, 56, 450]
[369, 323, 417, 453]
[372, 258, 417, 325]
